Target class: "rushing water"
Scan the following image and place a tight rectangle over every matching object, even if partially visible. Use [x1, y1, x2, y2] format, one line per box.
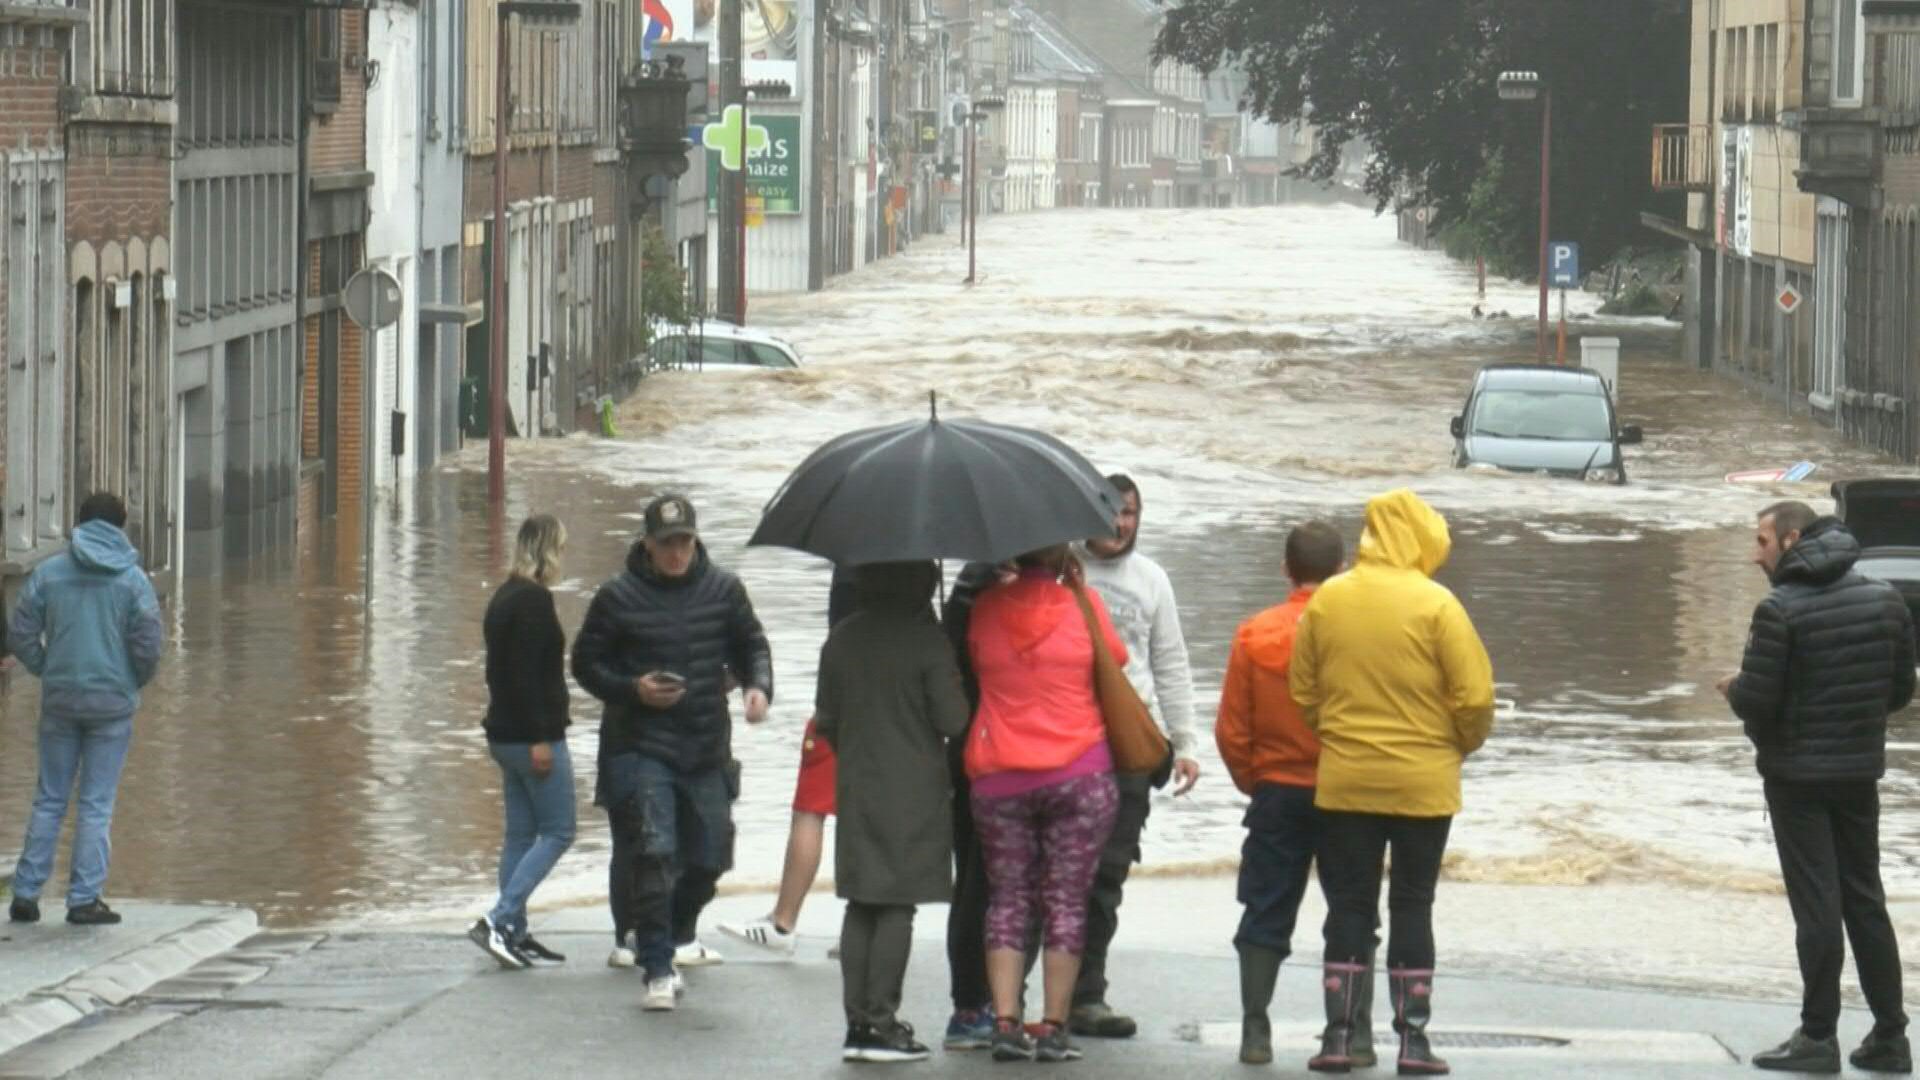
[2, 206, 1911, 966]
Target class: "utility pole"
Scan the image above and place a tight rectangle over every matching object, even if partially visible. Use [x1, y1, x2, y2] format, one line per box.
[717, 0, 744, 324]
[1536, 87, 1552, 362]
[488, 8, 512, 504]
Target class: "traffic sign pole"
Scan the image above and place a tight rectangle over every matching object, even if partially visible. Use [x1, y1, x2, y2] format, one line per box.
[1557, 288, 1568, 365]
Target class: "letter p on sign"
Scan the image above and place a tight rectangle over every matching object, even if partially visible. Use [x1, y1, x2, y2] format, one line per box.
[1549, 242, 1580, 288]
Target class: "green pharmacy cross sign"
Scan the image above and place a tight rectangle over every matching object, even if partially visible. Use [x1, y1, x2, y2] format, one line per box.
[704, 108, 802, 216]
[702, 105, 769, 171]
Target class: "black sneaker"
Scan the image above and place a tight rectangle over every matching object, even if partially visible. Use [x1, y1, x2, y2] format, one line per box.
[991, 1018, 1036, 1063]
[1033, 1023, 1084, 1063]
[1753, 1028, 1840, 1074]
[516, 935, 566, 964]
[843, 1024, 870, 1062]
[467, 916, 529, 970]
[9, 896, 40, 923]
[65, 900, 121, 926]
[1852, 1030, 1914, 1074]
[846, 1021, 931, 1064]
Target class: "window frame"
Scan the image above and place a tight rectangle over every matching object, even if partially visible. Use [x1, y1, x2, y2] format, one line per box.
[310, 8, 342, 111]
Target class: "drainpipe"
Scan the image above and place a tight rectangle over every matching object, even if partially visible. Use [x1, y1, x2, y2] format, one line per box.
[414, 0, 430, 472]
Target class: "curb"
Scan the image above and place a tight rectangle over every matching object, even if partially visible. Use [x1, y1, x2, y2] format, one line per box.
[0, 905, 258, 1059]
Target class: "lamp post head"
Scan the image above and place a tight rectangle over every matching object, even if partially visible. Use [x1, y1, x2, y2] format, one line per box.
[1497, 70, 1541, 101]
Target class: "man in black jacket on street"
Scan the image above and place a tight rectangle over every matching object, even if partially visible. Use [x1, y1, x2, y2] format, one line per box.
[1723, 501, 1917, 1074]
[573, 494, 773, 1013]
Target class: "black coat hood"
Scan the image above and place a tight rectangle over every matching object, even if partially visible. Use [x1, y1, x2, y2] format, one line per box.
[1772, 517, 1862, 588]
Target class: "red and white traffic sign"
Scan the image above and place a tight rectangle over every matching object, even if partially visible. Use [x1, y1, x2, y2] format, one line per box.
[1776, 283, 1803, 315]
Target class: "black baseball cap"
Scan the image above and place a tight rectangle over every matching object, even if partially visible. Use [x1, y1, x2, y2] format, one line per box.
[644, 494, 699, 540]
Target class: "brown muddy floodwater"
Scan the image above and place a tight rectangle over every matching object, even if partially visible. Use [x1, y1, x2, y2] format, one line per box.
[2, 206, 1911, 960]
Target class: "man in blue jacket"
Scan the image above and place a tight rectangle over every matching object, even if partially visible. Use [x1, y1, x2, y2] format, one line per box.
[7, 492, 164, 926]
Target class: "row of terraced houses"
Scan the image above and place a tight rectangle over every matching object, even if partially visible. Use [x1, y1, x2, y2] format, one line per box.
[0, 0, 1310, 607]
[1649, 0, 1920, 463]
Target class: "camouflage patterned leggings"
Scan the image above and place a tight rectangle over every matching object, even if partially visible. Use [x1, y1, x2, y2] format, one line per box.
[971, 771, 1120, 956]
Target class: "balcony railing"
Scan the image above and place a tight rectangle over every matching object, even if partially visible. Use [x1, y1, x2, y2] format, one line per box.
[1650, 123, 1712, 192]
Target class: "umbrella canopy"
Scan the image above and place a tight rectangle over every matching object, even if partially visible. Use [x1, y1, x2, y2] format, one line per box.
[750, 404, 1122, 566]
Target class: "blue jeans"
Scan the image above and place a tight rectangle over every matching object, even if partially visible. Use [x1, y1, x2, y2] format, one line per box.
[487, 741, 577, 941]
[13, 714, 134, 905]
[602, 753, 734, 979]
[1235, 783, 1321, 957]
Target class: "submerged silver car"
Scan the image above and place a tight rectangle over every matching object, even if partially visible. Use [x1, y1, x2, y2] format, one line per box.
[1450, 364, 1643, 484]
[1833, 479, 1920, 630]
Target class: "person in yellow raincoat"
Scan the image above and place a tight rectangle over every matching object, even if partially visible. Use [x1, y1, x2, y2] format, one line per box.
[1289, 488, 1494, 1077]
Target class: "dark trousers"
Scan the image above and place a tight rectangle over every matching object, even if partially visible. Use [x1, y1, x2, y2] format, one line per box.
[1073, 771, 1152, 1007]
[603, 754, 733, 980]
[1236, 784, 1320, 958]
[843, 901, 917, 1028]
[948, 746, 992, 1011]
[1318, 810, 1452, 970]
[1765, 779, 1908, 1040]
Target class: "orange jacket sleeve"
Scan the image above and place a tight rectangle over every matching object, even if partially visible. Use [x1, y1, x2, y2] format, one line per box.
[1216, 627, 1256, 795]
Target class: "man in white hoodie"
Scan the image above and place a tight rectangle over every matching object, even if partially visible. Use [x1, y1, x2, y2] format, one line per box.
[1069, 473, 1199, 1038]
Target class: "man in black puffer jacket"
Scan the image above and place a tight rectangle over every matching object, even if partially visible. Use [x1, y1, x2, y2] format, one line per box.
[573, 494, 773, 1011]
[1723, 501, 1917, 1074]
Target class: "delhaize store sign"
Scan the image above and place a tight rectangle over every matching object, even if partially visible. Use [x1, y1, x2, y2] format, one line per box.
[705, 112, 802, 216]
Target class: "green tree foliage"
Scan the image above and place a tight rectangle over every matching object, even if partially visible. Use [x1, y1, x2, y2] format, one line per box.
[641, 221, 693, 350]
[1154, 0, 1689, 275]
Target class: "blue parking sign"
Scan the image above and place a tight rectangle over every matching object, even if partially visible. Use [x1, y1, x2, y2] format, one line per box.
[1549, 242, 1581, 288]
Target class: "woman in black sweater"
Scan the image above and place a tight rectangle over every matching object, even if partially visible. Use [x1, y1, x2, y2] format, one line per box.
[468, 514, 576, 969]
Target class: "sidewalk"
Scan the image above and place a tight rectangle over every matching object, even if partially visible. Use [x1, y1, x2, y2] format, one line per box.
[0, 887, 1866, 1080]
[0, 901, 256, 1063]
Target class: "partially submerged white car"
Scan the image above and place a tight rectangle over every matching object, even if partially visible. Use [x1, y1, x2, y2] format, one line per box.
[649, 323, 803, 372]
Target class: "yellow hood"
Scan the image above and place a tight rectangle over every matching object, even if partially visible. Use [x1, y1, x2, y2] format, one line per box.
[1356, 489, 1451, 577]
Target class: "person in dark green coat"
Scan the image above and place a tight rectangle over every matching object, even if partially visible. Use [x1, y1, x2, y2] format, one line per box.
[815, 561, 972, 1064]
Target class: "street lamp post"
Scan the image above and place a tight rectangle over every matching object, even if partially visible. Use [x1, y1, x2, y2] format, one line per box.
[1499, 70, 1552, 362]
[964, 95, 1005, 285]
[489, 0, 581, 505]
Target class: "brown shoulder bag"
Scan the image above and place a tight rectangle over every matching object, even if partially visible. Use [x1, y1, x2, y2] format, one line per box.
[1066, 574, 1171, 776]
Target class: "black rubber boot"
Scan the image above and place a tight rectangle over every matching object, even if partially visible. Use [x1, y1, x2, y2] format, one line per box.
[1308, 962, 1368, 1073]
[1237, 945, 1284, 1065]
[1349, 952, 1377, 1069]
[1389, 969, 1448, 1076]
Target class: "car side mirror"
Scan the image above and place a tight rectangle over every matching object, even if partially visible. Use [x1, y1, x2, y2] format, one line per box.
[1450, 416, 1465, 439]
[1619, 424, 1644, 445]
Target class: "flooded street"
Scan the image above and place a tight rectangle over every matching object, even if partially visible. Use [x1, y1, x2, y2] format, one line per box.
[3, 206, 1912, 991]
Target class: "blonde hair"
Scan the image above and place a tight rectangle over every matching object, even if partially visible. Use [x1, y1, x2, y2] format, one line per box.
[512, 514, 567, 586]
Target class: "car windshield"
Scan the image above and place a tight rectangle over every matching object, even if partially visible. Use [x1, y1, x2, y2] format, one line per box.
[1470, 389, 1611, 441]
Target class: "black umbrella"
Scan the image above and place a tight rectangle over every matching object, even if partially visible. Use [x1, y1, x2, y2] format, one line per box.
[749, 396, 1122, 566]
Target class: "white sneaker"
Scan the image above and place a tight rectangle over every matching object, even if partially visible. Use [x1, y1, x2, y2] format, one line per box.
[671, 968, 686, 997]
[718, 916, 799, 958]
[608, 932, 637, 969]
[674, 939, 724, 967]
[642, 976, 677, 1012]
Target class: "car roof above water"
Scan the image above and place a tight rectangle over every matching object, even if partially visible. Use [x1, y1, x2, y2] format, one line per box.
[1475, 364, 1607, 394]
[663, 322, 795, 348]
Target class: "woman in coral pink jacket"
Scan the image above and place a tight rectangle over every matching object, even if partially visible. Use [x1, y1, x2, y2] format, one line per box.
[963, 545, 1127, 1063]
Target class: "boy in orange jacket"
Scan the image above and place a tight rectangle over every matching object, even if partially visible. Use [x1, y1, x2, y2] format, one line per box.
[1215, 521, 1349, 1066]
